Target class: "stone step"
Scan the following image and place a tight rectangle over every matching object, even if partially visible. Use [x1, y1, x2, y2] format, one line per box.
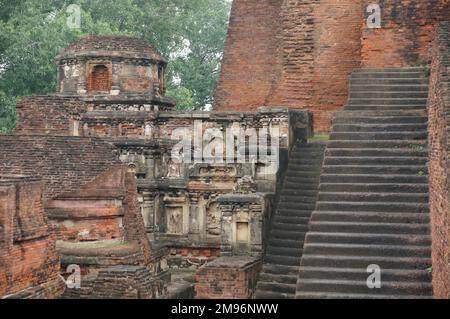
[271, 229, 308, 240]
[317, 192, 428, 203]
[345, 104, 427, 111]
[320, 174, 428, 184]
[265, 254, 301, 266]
[288, 150, 324, 157]
[322, 165, 427, 175]
[256, 282, 297, 295]
[310, 211, 430, 224]
[296, 279, 432, 296]
[262, 263, 299, 276]
[334, 109, 427, 117]
[284, 177, 320, 184]
[351, 72, 427, 79]
[278, 200, 317, 209]
[298, 267, 431, 282]
[287, 164, 322, 172]
[303, 243, 430, 258]
[352, 67, 427, 73]
[300, 254, 431, 270]
[277, 208, 315, 217]
[268, 238, 305, 249]
[272, 222, 309, 232]
[349, 78, 429, 86]
[283, 184, 319, 193]
[305, 232, 431, 246]
[327, 140, 427, 149]
[287, 170, 323, 178]
[254, 290, 294, 299]
[329, 131, 427, 141]
[266, 246, 303, 257]
[259, 273, 297, 285]
[295, 291, 432, 299]
[324, 156, 428, 166]
[347, 98, 428, 105]
[278, 195, 317, 204]
[349, 91, 428, 99]
[287, 155, 323, 162]
[309, 221, 430, 235]
[316, 201, 429, 213]
[274, 215, 311, 224]
[325, 148, 428, 157]
[319, 183, 428, 193]
[333, 115, 427, 125]
[332, 123, 428, 133]
[349, 84, 429, 92]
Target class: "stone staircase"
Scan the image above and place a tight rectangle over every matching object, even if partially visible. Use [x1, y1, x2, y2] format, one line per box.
[295, 68, 433, 299]
[255, 142, 325, 299]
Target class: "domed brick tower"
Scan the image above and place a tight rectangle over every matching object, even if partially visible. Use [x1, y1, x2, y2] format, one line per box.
[55, 35, 174, 110]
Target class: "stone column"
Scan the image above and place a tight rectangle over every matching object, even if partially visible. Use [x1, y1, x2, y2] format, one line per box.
[189, 193, 201, 237]
[142, 191, 156, 233]
[77, 59, 87, 95]
[111, 59, 121, 95]
[219, 203, 233, 256]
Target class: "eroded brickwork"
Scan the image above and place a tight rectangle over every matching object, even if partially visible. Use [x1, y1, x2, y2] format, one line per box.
[0, 176, 64, 299]
[0, 136, 121, 200]
[195, 257, 261, 299]
[14, 96, 85, 136]
[213, 0, 283, 112]
[215, 0, 449, 132]
[361, 0, 450, 68]
[427, 22, 450, 299]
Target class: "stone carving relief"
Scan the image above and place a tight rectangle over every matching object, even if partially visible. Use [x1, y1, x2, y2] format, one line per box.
[167, 159, 181, 178]
[206, 200, 221, 237]
[166, 206, 183, 234]
[198, 165, 237, 177]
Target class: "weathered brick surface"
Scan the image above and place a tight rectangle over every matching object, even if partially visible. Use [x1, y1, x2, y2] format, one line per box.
[361, 0, 450, 68]
[0, 135, 121, 200]
[427, 22, 450, 299]
[14, 96, 85, 136]
[213, 0, 283, 112]
[215, 0, 449, 132]
[0, 176, 64, 298]
[57, 36, 166, 62]
[195, 256, 261, 299]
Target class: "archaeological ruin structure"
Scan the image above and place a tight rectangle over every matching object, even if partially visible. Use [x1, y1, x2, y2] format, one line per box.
[0, 0, 449, 299]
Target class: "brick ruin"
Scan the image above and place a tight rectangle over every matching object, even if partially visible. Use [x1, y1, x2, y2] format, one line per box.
[215, 0, 450, 132]
[0, 35, 312, 298]
[0, 3, 449, 299]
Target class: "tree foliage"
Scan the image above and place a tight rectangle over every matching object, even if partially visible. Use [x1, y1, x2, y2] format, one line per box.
[0, 0, 231, 132]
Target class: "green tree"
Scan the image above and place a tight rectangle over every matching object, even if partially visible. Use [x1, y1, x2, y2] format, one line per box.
[0, 0, 231, 133]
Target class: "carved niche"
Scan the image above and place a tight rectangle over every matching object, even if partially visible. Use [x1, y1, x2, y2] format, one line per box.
[206, 200, 221, 237]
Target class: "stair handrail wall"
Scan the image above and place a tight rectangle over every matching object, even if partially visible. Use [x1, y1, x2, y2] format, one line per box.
[427, 21, 450, 299]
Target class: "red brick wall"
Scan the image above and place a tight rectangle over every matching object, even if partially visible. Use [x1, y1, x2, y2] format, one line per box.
[0, 177, 63, 298]
[427, 22, 450, 299]
[195, 257, 261, 299]
[14, 96, 85, 136]
[0, 136, 121, 200]
[215, 0, 449, 132]
[311, 0, 363, 131]
[361, 0, 450, 68]
[214, 0, 283, 112]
